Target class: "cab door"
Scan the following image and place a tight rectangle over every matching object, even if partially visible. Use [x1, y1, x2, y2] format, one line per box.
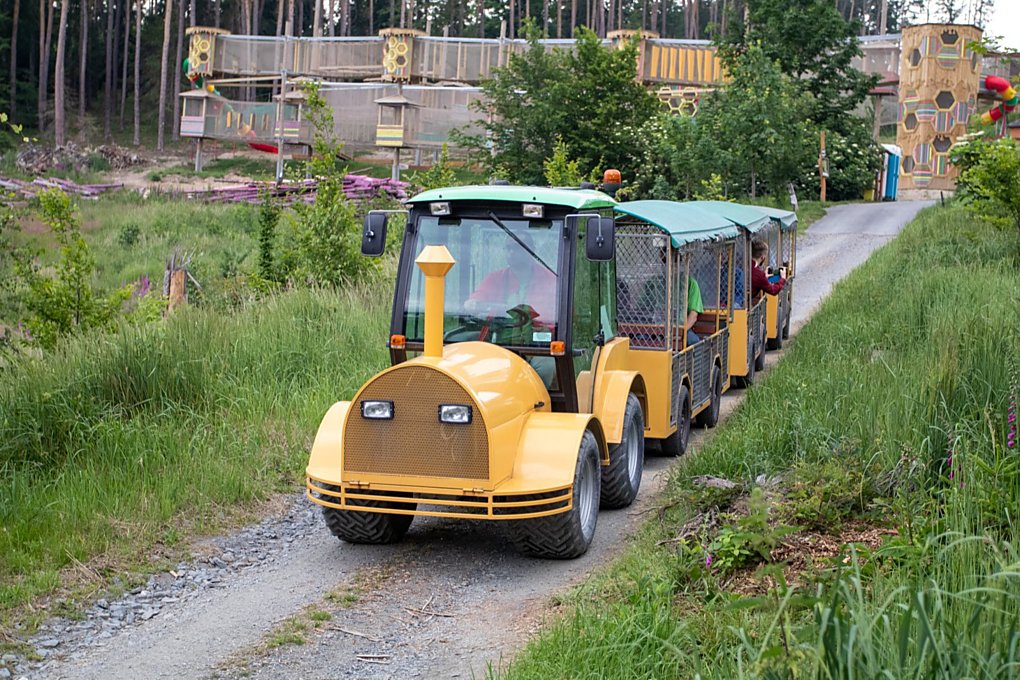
[571, 217, 617, 413]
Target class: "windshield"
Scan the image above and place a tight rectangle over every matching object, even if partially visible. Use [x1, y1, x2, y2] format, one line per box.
[403, 214, 563, 348]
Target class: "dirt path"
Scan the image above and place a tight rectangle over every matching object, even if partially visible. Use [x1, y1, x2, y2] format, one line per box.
[28, 200, 933, 680]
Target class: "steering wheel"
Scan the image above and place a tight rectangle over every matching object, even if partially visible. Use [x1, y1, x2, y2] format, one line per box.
[443, 309, 535, 343]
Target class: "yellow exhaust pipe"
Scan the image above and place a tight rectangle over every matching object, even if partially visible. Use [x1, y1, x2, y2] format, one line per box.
[415, 245, 456, 358]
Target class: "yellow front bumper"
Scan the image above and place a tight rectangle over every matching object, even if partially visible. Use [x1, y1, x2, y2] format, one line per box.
[306, 476, 573, 521]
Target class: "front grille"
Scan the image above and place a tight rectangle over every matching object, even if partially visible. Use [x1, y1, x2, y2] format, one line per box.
[344, 366, 490, 480]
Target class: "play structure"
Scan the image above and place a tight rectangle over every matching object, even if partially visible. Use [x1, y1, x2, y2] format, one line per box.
[895, 23, 984, 192]
[178, 23, 1016, 190]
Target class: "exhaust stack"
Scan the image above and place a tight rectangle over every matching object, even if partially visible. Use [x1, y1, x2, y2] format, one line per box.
[415, 245, 456, 358]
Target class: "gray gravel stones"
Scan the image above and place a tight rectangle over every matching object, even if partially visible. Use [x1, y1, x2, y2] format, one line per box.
[7, 493, 320, 679]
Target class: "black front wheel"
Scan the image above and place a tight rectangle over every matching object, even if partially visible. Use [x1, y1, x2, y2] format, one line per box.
[601, 394, 644, 509]
[510, 430, 601, 559]
[321, 486, 415, 545]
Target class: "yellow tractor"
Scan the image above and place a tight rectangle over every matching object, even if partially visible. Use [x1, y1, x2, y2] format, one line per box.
[306, 186, 731, 558]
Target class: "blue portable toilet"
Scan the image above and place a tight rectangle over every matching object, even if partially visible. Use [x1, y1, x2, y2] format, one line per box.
[881, 144, 901, 201]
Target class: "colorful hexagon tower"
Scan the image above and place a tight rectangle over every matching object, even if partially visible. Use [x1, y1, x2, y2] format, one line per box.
[896, 23, 982, 192]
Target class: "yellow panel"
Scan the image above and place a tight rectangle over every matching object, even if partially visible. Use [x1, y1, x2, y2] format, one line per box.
[765, 293, 780, 340]
[651, 45, 660, 78]
[729, 309, 750, 377]
[669, 47, 677, 80]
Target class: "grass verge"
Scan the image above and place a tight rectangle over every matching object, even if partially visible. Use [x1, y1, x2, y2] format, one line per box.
[498, 203, 1020, 678]
[0, 285, 391, 633]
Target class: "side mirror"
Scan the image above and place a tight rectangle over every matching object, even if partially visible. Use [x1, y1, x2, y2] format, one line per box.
[361, 212, 388, 257]
[585, 215, 615, 261]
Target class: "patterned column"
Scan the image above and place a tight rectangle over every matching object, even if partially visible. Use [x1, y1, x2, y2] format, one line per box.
[896, 23, 982, 191]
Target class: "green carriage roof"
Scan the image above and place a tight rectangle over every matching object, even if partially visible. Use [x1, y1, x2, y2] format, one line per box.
[750, 205, 798, 231]
[614, 200, 740, 247]
[686, 201, 773, 233]
[407, 185, 617, 211]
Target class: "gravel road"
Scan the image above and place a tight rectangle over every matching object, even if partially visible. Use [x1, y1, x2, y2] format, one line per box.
[12, 200, 933, 680]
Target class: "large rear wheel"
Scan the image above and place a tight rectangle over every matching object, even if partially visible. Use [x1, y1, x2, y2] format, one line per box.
[510, 430, 601, 559]
[600, 394, 644, 509]
[321, 486, 415, 545]
[695, 366, 723, 428]
[659, 385, 691, 457]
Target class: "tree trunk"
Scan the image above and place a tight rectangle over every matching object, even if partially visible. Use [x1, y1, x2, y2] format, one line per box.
[190, 0, 195, 26]
[297, 0, 304, 35]
[556, 0, 561, 36]
[387, 0, 393, 30]
[120, 0, 130, 129]
[133, 0, 141, 146]
[313, 0, 322, 35]
[878, 0, 887, 33]
[78, 0, 88, 134]
[660, 0, 666, 36]
[9, 0, 19, 120]
[158, 0, 174, 150]
[215, 0, 221, 27]
[369, 0, 374, 33]
[508, 0, 514, 38]
[54, 0, 70, 146]
[104, 0, 115, 140]
[173, 0, 186, 137]
[277, 0, 285, 35]
[39, 0, 56, 132]
[570, 0, 576, 37]
[341, 0, 349, 35]
[542, 0, 549, 34]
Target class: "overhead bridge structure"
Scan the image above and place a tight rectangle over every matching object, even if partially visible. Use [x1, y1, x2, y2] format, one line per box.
[178, 25, 1017, 188]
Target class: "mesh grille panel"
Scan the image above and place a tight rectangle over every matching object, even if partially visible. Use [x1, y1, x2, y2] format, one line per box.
[781, 231, 795, 274]
[617, 224, 670, 349]
[345, 366, 489, 480]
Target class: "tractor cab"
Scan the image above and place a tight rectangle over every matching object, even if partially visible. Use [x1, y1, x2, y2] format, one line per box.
[383, 185, 618, 414]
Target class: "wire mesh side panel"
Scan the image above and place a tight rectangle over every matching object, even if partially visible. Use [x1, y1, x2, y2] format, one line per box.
[616, 224, 671, 350]
[728, 236, 748, 310]
[763, 224, 781, 270]
[689, 242, 730, 329]
[781, 229, 795, 276]
[749, 302, 764, 364]
[691, 340, 711, 409]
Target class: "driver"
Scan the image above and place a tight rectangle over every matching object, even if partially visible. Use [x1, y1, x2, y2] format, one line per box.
[463, 232, 557, 324]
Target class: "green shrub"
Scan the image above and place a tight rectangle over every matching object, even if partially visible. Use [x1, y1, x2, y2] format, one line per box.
[17, 190, 131, 348]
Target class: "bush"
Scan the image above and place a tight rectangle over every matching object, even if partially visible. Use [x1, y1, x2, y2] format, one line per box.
[951, 137, 1020, 234]
[797, 124, 884, 201]
[17, 190, 131, 349]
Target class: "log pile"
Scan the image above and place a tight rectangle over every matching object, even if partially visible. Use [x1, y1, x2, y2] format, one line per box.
[181, 175, 408, 205]
[0, 176, 125, 200]
[15, 143, 145, 174]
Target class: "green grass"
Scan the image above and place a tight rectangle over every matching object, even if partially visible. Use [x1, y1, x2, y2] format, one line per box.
[499, 204, 1020, 679]
[0, 285, 392, 626]
[9, 193, 261, 304]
